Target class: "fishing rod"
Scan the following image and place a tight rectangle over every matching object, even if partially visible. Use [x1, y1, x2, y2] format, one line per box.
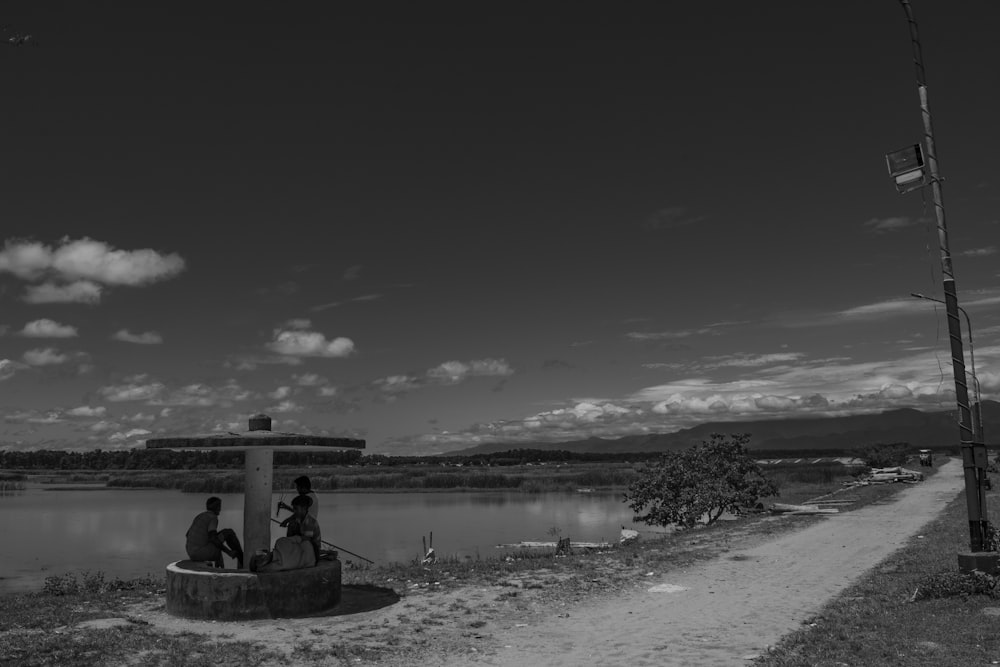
[268, 517, 374, 565]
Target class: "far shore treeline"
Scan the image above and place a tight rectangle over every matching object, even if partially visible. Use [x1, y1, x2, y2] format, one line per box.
[0, 443, 929, 494]
[0, 444, 941, 472]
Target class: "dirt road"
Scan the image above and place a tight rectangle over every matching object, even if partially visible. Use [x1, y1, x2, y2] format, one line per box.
[450, 458, 964, 667]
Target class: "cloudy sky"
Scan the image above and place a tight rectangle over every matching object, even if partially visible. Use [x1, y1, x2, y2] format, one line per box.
[2, 3, 999, 454]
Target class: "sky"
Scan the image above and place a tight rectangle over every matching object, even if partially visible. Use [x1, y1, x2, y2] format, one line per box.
[2, 2, 999, 455]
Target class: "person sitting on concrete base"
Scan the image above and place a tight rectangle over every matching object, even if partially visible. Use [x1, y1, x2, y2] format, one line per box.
[249, 535, 316, 573]
[284, 495, 322, 562]
[185, 496, 244, 569]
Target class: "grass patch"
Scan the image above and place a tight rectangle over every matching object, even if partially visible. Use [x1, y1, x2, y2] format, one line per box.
[0, 574, 286, 667]
[754, 471, 1000, 667]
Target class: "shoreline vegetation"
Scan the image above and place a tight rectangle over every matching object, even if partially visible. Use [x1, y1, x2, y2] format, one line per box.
[0, 461, 940, 666]
[6, 458, 866, 494]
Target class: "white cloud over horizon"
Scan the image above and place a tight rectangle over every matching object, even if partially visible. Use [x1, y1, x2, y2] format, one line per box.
[20, 319, 79, 338]
[66, 405, 107, 417]
[24, 281, 103, 304]
[373, 358, 514, 395]
[863, 216, 920, 233]
[0, 238, 185, 304]
[23, 348, 70, 366]
[386, 343, 1000, 453]
[112, 329, 164, 344]
[961, 246, 997, 257]
[267, 328, 355, 358]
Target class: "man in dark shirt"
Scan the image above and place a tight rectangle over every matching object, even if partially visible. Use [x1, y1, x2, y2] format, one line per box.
[185, 496, 244, 569]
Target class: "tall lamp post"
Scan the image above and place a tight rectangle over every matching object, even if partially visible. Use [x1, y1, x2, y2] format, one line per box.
[911, 292, 985, 444]
[890, 1, 991, 558]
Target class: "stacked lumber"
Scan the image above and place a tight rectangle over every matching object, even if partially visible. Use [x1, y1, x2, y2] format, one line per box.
[769, 503, 840, 515]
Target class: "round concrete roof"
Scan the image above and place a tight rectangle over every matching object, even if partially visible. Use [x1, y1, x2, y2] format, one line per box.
[145, 414, 365, 452]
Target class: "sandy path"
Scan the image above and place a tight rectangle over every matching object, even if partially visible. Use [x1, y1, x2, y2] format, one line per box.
[451, 458, 964, 667]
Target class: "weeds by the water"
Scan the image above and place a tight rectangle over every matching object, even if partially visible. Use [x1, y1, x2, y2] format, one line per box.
[0, 480, 25, 494]
[41, 571, 161, 596]
[104, 463, 640, 493]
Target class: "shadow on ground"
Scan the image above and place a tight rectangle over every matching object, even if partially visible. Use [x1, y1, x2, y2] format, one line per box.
[318, 584, 400, 616]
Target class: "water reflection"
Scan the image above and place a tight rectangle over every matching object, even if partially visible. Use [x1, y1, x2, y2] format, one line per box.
[0, 487, 638, 594]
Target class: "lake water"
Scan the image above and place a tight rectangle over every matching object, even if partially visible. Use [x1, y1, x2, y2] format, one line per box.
[0, 486, 644, 594]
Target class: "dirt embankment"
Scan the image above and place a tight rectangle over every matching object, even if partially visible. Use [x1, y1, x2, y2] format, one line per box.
[115, 460, 962, 666]
[442, 458, 964, 666]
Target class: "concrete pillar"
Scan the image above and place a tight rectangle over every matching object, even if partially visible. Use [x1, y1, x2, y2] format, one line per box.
[244, 448, 273, 560]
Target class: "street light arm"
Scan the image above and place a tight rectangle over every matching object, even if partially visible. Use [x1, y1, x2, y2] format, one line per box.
[909, 292, 982, 411]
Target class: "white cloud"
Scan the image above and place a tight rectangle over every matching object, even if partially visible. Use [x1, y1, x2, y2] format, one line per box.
[385, 400, 650, 453]
[50, 238, 185, 286]
[20, 318, 78, 338]
[641, 207, 706, 231]
[1, 238, 185, 304]
[292, 373, 327, 386]
[318, 386, 338, 397]
[373, 374, 421, 394]
[285, 319, 311, 330]
[396, 341, 1000, 452]
[99, 375, 166, 402]
[90, 420, 117, 432]
[269, 386, 292, 400]
[23, 348, 69, 366]
[426, 358, 514, 384]
[374, 358, 515, 395]
[700, 352, 806, 368]
[66, 405, 106, 417]
[268, 400, 302, 413]
[267, 329, 355, 358]
[150, 380, 253, 407]
[24, 281, 102, 304]
[310, 293, 383, 312]
[626, 328, 713, 341]
[27, 412, 64, 424]
[863, 216, 919, 233]
[112, 329, 164, 344]
[979, 371, 1000, 392]
[0, 359, 22, 381]
[961, 246, 997, 257]
[0, 240, 50, 279]
[226, 355, 303, 370]
[108, 428, 152, 442]
[832, 298, 925, 321]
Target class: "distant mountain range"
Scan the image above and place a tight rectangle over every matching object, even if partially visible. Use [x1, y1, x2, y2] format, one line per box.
[449, 401, 1000, 456]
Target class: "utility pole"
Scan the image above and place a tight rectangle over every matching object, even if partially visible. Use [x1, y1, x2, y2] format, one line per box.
[897, 0, 989, 554]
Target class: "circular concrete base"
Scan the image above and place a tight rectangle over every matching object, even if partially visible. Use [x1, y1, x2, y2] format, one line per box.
[165, 559, 342, 620]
